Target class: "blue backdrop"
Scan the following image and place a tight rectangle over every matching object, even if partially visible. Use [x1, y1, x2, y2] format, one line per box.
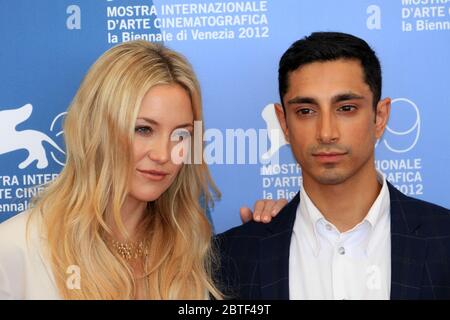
[1, 0, 449, 233]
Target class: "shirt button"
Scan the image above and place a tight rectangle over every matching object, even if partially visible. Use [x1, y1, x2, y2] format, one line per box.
[326, 224, 332, 231]
[338, 246, 346, 255]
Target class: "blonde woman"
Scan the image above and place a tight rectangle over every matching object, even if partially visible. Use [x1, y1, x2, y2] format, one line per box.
[0, 40, 284, 299]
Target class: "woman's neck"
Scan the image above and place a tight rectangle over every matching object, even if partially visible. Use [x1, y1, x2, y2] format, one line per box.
[108, 196, 148, 242]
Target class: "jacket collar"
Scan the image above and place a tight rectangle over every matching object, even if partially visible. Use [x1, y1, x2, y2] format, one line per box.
[388, 182, 427, 299]
[259, 192, 299, 299]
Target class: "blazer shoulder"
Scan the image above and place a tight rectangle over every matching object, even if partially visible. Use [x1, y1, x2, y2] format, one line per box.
[0, 210, 58, 300]
[217, 192, 300, 242]
[0, 209, 44, 261]
[398, 192, 449, 217]
[0, 212, 33, 299]
[218, 220, 268, 240]
[0, 211, 31, 249]
[419, 199, 450, 236]
[214, 222, 267, 259]
[396, 192, 450, 236]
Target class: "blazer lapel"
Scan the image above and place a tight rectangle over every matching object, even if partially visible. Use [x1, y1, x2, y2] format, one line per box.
[388, 183, 427, 299]
[259, 193, 299, 299]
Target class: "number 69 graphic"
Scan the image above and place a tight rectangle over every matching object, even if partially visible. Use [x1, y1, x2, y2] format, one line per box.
[376, 98, 421, 153]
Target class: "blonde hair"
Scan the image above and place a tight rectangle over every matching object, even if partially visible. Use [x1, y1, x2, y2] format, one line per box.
[31, 40, 222, 299]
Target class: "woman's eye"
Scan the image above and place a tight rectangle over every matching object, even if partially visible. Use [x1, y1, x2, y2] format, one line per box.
[135, 126, 153, 135]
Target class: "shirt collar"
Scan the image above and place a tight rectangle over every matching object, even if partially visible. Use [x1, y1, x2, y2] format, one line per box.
[364, 170, 389, 228]
[364, 170, 390, 255]
[297, 186, 324, 257]
[297, 170, 390, 256]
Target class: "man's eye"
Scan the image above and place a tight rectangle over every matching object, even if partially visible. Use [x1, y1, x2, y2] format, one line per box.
[297, 108, 315, 115]
[135, 126, 153, 135]
[338, 105, 356, 112]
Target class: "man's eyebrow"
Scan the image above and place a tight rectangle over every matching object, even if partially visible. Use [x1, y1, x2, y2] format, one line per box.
[286, 92, 366, 106]
[332, 92, 365, 103]
[286, 96, 318, 105]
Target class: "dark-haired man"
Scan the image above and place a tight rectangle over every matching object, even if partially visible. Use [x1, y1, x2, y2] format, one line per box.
[217, 32, 450, 300]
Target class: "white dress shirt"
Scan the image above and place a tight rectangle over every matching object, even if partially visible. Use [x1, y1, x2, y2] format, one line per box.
[289, 172, 391, 300]
[0, 211, 60, 299]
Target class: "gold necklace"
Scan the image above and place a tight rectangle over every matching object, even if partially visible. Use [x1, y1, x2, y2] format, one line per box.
[109, 238, 148, 261]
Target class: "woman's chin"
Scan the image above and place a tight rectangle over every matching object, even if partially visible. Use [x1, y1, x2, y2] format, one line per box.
[129, 190, 166, 203]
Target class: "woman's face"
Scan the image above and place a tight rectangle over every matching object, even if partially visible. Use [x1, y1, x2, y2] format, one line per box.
[129, 83, 194, 203]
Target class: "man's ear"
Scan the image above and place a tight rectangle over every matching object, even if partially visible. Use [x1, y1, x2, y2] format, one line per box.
[375, 97, 391, 139]
[275, 103, 289, 143]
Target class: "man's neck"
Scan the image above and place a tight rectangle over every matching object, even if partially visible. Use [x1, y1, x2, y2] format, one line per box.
[303, 165, 381, 233]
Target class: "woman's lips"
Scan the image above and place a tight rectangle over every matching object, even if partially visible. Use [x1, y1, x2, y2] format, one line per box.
[137, 169, 169, 181]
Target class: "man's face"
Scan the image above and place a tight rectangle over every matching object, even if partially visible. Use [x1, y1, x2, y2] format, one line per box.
[275, 59, 390, 186]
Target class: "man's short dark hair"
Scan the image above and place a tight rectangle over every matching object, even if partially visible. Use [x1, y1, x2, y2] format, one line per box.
[278, 32, 382, 110]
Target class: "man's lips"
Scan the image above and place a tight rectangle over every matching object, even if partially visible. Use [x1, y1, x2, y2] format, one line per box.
[312, 152, 348, 163]
[137, 169, 169, 181]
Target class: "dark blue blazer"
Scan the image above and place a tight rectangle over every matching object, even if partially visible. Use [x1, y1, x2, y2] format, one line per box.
[215, 182, 450, 299]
